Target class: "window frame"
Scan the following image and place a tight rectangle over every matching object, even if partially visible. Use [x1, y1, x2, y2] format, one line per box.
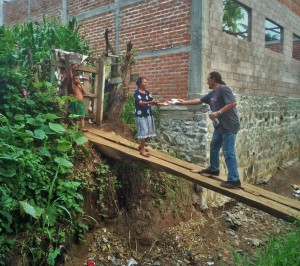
[292, 33, 300, 61]
[222, 0, 252, 41]
[264, 18, 284, 54]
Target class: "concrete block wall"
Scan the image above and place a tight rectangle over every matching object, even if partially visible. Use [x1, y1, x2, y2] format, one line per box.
[204, 0, 300, 97]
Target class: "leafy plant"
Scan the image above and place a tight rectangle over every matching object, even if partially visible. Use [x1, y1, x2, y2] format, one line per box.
[120, 94, 136, 128]
[147, 172, 186, 214]
[0, 114, 88, 263]
[94, 162, 120, 218]
[12, 16, 90, 66]
[0, 18, 91, 265]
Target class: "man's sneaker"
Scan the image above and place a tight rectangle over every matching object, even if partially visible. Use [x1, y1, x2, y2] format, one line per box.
[199, 168, 220, 177]
[220, 180, 241, 189]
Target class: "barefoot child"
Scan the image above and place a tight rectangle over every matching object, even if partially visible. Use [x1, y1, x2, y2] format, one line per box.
[134, 77, 168, 157]
[69, 74, 86, 127]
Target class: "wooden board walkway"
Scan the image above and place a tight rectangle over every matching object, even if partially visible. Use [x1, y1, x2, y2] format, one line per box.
[84, 128, 300, 221]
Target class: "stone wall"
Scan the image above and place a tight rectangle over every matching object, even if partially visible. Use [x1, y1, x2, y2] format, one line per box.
[237, 95, 300, 182]
[157, 94, 300, 185]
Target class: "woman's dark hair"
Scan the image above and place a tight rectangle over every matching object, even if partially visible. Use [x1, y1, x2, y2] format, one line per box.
[209, 71, 226, 85]
[136, 76, 146, 87]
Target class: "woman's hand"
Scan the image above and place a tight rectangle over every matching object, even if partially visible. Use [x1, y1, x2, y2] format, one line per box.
[157, 101, 170, 106]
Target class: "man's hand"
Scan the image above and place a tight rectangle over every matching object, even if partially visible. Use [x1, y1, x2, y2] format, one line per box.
[209, 112, 218, 120]
[177, 99, 201, 105]
[177, 99, 186, 105]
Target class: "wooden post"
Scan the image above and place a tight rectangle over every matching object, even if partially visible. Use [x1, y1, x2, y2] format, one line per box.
[50, 46, 56, 83]
[95, 57, 105, 126]
[64, 54, 70, 96]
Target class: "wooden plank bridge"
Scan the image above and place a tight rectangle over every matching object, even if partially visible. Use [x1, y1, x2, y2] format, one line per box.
[84, 128, 300, 222]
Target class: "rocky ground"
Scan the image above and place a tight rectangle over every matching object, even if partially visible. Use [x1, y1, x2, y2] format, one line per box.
[67, 160, 300, 266]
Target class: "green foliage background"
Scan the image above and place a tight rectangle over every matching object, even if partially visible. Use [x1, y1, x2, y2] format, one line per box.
[0, 18, 91, 265]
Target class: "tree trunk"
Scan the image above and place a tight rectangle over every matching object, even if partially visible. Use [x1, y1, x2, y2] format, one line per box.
[106, 41, 134, 123]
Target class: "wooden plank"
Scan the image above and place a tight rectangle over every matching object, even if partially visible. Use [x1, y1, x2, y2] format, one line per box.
[241, 184, 300, 211]
[84, 94, 97, 98]
[86, 128, 300, 212]
[87, 128, 204, 171]
[51, 59, 98, 74]
[84, 132, 300, 221]
[50, 48, 99, 63]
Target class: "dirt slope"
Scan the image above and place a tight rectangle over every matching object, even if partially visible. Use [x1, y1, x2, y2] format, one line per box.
[67, 145, 299, 266]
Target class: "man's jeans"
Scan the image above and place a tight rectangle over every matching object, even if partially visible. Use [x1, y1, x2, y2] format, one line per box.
[207, 132, 240, 182]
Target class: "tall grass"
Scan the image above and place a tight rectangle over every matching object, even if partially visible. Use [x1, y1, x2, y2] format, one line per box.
[233, 221, 300, 266]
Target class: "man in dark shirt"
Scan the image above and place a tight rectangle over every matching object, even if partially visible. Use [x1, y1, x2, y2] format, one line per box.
[179, 72, 241, 189]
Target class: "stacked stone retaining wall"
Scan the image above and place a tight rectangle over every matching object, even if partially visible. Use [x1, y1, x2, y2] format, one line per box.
[157, 95, 300, 184]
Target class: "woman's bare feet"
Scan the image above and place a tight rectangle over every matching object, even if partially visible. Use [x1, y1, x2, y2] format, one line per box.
[138, 145, 149, 152]
[140, 150, 150, 157]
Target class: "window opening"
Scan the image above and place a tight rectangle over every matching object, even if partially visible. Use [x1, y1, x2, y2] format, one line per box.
[223, 0, 250, 41]
[265, 19, 283, 53]
[292, 34, 300, 61]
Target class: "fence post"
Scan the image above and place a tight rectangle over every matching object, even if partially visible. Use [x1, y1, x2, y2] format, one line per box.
[50, 46, 56, 83]
[96, 56, 105, 126]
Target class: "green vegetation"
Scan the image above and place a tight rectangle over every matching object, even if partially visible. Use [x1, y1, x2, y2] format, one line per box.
[0, 16, 186, 265]
[147, 172, 190, 215]
[0, 18, 91, 265]
[13, 17, 90, 67]
[120, 94, 137, 134]
[233, 222, 300, 266]
[120, 94, 136, 126]
[94, 162, 121, 218]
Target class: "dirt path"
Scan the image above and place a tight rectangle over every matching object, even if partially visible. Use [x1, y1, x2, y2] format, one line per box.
[258, 160, 300, 198]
